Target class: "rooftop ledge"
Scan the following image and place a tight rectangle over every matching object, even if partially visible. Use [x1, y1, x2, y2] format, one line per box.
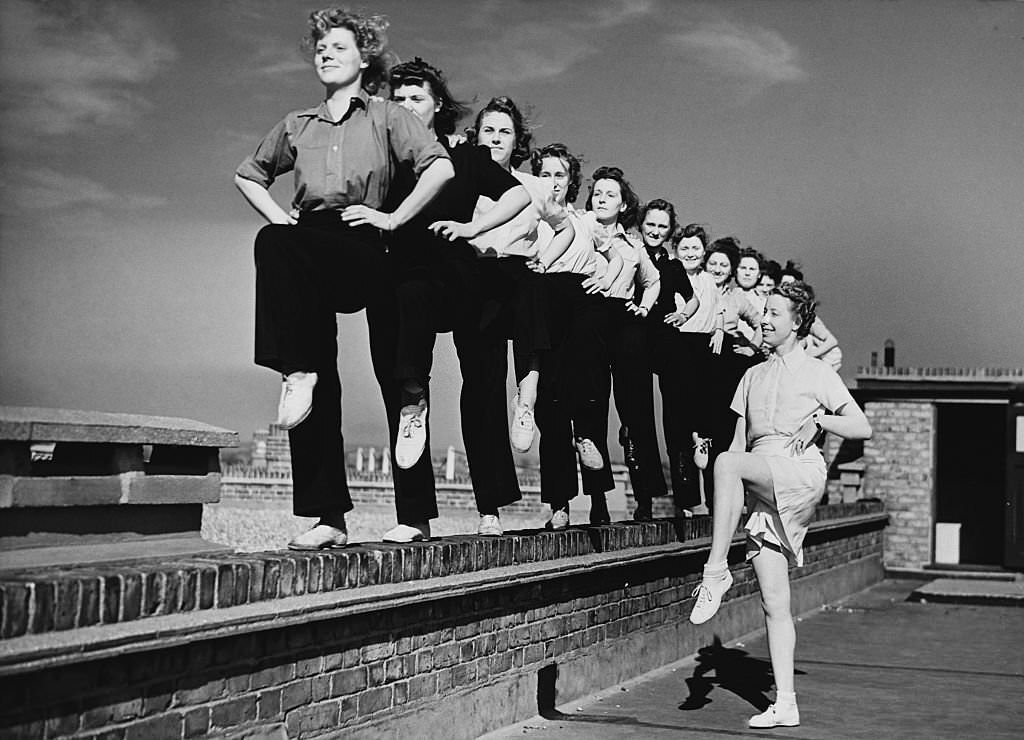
[0, 502, 887, 675]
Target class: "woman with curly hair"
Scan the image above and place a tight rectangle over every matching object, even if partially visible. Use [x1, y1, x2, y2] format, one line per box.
[233, 7, 454, 550]
[428, 96, 575, 535]
[780, 261, 843, 371]
[582, 166, 665, 524]
[688, 281, 871, 729]
[375, 59, 533, 542]
[528, 144, 622, 529]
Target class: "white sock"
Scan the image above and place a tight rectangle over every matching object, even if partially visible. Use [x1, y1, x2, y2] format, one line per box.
[702, 561, 729, 580]
[775, 690, 797, 707]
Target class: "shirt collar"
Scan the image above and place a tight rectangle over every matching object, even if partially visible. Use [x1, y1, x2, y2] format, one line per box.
[299, 90, 370, 123]
[771, 343, 809, 371]
[647, 245, 669, 261]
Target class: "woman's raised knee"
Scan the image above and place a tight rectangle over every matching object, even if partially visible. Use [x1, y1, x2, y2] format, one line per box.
[254, 224, 291, 262]
[713, 451, 744, 476]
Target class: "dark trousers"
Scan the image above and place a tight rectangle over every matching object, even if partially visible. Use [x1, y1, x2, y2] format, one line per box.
[653, 329, 713, 508]
[253, 214, 434, 519]
[535, 274, 614, 507]
[602, 299, 668, 500]
[451, 256, 546, 513]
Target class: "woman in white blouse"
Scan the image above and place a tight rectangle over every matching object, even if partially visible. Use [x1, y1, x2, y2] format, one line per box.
[688, 281, 871, 729]
[584, 166, 665, 523]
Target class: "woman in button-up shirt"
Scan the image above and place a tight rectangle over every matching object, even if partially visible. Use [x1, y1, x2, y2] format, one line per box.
[688, 281, 871, 729]
[233, 8, 454, 551]
[583, 166, 666, 524]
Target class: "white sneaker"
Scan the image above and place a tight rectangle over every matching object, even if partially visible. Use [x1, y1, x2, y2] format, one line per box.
[287, 522, 348, 550]
[395, 401, 428, 469]
[692, 432, 711, 470]
[478, 514, 503, 536]
[748, 703, 800, 728]
[277, 372, 318, 430]
[687, 503, 710, 516]
[688, 569, 734, 625]
[575, 437, 604, 470]
[546, 508, 570, 530]
[382, 522, 430, 543]
[510, 395, 536, 453]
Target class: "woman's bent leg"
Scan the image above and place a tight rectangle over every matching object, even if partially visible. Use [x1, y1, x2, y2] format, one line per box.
[707, 451, 775, 565]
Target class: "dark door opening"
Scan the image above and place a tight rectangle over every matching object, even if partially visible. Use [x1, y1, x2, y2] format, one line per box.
[935, 403, 1006, 566]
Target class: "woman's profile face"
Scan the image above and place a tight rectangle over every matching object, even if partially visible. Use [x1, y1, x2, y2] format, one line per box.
[706, 251, 733, 287]
[761, 294, 799, 348]
[756, 273, 776, 297]
[736, 256, 761, 290]
[641, 209, 672, 249]
[538, 156, 570, 205]
[477, 111, 516, 169]
[590, 178, 624, 225]
[677, 236, 705, 273]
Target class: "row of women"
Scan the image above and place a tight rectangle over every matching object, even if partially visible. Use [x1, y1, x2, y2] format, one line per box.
[233, 8, 872, 730]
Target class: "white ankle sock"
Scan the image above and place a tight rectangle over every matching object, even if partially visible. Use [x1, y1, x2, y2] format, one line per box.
[775, 690, 797, 707]
[702, 561, 728, 579]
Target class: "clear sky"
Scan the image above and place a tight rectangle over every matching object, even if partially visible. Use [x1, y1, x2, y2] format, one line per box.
[1, 0, 1023, 452]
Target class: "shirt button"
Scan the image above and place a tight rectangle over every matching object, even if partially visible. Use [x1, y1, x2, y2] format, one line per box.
[332, 146, 338, 151]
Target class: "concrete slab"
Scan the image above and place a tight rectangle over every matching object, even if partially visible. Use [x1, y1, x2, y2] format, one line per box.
[484, 580, 1024, 739]
[0, 406, 237, 447]
[910, 577, 1024, 606]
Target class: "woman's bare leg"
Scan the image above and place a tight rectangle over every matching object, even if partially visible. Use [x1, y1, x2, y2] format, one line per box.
[707, 451, 775, 566]
[751, 546, 795, 694]
[689, 451, 776, 625]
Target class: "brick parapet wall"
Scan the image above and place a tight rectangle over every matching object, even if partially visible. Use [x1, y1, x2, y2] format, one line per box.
[862, 401, 934, 568]
[0, 506, 885, 740]
[0, 503, 880, 643]
[0, 505, 884, 740]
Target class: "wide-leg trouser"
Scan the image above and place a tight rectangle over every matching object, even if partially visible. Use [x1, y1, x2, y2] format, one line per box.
[534, 274, 614, 508]
[602, 299, 668, 500]
[451, 256, 549, 513]
[253, 214, 432, 518]
[653, 329, 713, 509]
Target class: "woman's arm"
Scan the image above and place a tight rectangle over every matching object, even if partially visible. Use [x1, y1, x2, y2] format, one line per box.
[342, 158, 455, 230]
[805, 317, 838, 359]
[534, 219, 577, 270]
[819, 402, 872, 440]
[234, 175, 296, 225]
[430, 184, 530, 241]
[729, 416, 747, 453]
[584, 246, 624, 294]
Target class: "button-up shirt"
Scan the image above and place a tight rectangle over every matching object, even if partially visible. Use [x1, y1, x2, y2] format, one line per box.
[677, 270, 720, 333]
[601, 227, 660, 310]
[236, 90, 449, 213]
[730, 345, 855, 446]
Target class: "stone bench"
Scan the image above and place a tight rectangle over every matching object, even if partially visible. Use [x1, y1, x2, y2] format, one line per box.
[0, 407, 238, 571]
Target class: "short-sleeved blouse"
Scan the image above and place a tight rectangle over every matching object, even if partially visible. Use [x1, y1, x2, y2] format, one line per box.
[236, 92, 448, 213]
[730, 345, 856, 566]
[677, 271, 720, 333]
[731, 344, 855, 446]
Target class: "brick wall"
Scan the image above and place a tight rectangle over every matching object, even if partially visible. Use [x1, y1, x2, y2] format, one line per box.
[862, 400, 935, 568]
[0, 505, 885, 740]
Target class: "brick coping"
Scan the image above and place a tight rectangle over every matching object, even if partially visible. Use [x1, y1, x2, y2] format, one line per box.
[0, 511, 887, 677]
[0, 503, 884, 645]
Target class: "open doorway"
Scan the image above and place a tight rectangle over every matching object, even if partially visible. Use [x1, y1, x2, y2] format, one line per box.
[935, 403, 1006, 566]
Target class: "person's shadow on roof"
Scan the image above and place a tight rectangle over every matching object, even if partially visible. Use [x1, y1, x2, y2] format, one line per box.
[678, 636, 805, 712]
